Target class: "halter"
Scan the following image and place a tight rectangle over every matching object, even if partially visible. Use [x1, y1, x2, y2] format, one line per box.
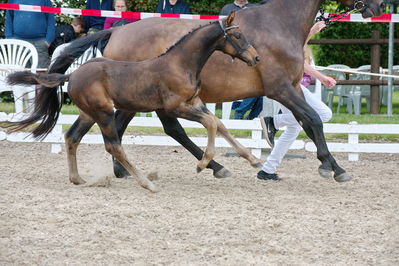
[218, 20, 251, 55]
[316, 0, 368, 28]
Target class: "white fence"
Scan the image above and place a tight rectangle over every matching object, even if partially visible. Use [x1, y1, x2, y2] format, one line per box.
[1, 112, 399, 161]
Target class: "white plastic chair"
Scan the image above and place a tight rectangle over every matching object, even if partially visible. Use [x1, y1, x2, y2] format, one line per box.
[0, 39, 38, 113]
[350, 65, 383, 114]
[381, 65, 399, 106]
[321, 64, 353, 113]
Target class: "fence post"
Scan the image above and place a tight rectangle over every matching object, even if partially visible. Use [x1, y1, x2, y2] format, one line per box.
[370, 30, 381, 114]
[348, 121, 359, 161]
[51, 124, 62, 154]
[251, 119, 262, 158]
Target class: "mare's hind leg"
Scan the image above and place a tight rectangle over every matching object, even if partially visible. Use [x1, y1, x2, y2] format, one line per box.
[95, 110, 159, 192]
[268, 83, 351, 182]
[156, 110, 232, 178]
[64, 112, 95, 185]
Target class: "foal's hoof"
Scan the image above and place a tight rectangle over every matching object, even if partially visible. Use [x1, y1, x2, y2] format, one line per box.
[213, 167, 232, 178]
[196, 166, 205, 173]
[318, 167, 333, 179]
[334, 172, 352, 182]
[70, 176, 86, 185]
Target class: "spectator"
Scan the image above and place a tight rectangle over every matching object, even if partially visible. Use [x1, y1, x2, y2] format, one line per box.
[48, 17, 85, 56]
[156, 0, 191, 14]
[220, 1, 261, 120]
[104, 0, 139, 29]
[5, 0, 55, 69]
[220, 0, 256, 16]
[232, 97, 263, 120]
[84, 0, 113, 33]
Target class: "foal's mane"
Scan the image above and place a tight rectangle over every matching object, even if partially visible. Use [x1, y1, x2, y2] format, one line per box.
[158, 21, 220, 58]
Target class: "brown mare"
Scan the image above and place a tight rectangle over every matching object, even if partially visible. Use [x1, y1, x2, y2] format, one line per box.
[12, 0, 385, 182]
[5, 13, 260, 192]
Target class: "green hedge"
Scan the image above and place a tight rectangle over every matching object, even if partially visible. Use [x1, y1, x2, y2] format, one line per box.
[313, 22, 399, 68]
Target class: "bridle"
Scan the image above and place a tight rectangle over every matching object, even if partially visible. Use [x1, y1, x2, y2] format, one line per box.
[316, 0, 369, 28]
[218, 20, 251, 56]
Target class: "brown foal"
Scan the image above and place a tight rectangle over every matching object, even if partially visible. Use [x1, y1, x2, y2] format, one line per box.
[5, 12, 259, 192]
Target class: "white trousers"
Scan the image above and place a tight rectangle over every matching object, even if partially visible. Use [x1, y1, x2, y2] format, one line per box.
[262, 85, 332, 174]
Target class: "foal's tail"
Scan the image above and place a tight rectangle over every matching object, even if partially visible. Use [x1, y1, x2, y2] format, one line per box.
[4, 29, 114, 140]
[4, 71, 70, 139]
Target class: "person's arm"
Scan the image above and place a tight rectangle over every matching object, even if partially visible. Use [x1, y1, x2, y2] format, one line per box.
[304, 61, 336, 89]
[183, 3, 191, 14]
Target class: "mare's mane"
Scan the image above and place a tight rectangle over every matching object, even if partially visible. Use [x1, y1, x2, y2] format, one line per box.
[158, 21, 220, 58]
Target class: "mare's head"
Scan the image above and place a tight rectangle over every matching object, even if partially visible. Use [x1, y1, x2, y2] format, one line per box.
[217, 12, 260, 67]
[339, 0, 384, 17]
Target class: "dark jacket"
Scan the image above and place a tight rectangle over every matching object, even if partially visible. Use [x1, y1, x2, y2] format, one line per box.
[220, 2, 256, 16]
[156, 0, 191, 14]
[48, 24, 77, 55]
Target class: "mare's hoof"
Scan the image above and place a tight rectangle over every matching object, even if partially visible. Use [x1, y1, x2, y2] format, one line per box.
[334, 172, 352, 182]
[251, 162, 263, 168]
[114, 163, 130, 178]
[318, 167, 333, 179]
[213, 167, 232, 178]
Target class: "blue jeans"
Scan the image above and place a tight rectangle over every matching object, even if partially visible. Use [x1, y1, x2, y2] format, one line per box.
[233, 97, 263, 120]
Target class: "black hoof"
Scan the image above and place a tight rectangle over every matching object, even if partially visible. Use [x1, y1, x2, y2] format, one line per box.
[196, 166, 204, 173]
[334, 172, 352, 182]
[318, 166, 333, 179]
[114, 162, 130, 178]
[213, 167, 233, 178]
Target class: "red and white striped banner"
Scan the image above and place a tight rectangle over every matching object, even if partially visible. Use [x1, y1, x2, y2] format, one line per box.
[0, 3, 398, 22]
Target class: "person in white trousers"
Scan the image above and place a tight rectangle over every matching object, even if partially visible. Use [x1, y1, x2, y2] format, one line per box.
[258, 21, 335, 181]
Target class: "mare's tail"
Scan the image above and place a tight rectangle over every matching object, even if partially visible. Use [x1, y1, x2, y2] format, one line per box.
[4, 71, 70, 139]
[4, 29, 114, 140]
[49, 28, 113, 74]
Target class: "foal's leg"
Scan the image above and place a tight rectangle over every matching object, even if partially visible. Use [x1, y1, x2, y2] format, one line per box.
[95, 111, 159, 192]
[112, 109, 232, 178]
[156, 110, 232, 178]
[172, 100, 218, 173]
[269, 83, 351, 182]
[214, 118, 262, 168]
[64, 112, 95, 185]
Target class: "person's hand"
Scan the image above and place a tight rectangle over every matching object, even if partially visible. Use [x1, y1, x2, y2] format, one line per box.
[320, 75, 336, 89]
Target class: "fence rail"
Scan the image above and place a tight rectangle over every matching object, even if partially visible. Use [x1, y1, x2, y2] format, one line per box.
[1, 112, 399, 161]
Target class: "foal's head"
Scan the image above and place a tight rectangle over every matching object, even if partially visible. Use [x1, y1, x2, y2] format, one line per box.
[217, 12, 260, 67]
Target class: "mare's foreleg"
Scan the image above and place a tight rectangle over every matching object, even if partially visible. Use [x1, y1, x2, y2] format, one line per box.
[156, 110, 232, 178]
[269, 83, 351, 182]
[96, 110, 159, 192]
[64, 112, 95, 185]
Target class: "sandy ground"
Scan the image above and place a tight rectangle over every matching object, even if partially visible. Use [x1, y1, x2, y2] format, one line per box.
[0, 140, 398, 265]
